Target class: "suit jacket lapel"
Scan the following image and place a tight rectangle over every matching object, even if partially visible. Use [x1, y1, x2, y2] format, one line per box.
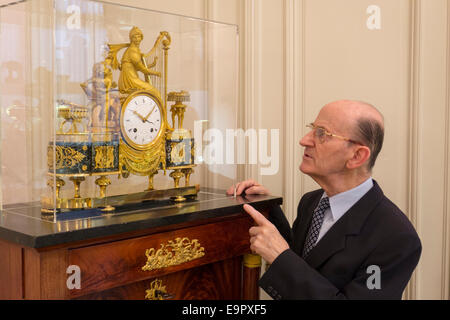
[304, 180, 385, 269]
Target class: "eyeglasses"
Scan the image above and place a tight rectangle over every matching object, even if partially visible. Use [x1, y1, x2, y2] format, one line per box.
[306, 123, 364, 145]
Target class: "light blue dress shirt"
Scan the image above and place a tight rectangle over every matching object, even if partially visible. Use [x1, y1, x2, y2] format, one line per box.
[315, 177, 374, 244]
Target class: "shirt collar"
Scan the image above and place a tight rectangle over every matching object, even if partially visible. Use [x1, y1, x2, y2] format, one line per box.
[322, 177, 374, 222]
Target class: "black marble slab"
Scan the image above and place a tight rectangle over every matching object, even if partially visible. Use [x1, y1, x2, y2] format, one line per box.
[0, 188, 282, 249]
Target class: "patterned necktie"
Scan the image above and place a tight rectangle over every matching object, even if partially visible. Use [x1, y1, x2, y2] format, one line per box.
[302, 197, 330, 258]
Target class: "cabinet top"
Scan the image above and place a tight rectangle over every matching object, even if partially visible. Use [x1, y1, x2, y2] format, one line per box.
[0, 189, 282, 248]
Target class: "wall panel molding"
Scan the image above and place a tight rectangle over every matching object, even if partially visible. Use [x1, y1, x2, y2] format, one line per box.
[442, 0, 450, 300]
[283, 0, 305, 224]
[410, 0, 449, 300]
[243, 0, 262, 181]
[406, 0, 421, 301]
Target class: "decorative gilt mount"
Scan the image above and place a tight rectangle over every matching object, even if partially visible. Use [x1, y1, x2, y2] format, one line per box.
[142, 237, 205, 272]
[168, 90, 190, 130]
[144, 279, 173, 300]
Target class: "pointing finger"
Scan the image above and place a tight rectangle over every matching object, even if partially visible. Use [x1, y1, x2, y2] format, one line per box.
[243, 204, 269, 226]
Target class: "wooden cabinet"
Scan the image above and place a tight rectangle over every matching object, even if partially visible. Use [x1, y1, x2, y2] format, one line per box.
[68, 214, 257, 299]
[0, 195, 281, 300]
[79, 257, 243, 300]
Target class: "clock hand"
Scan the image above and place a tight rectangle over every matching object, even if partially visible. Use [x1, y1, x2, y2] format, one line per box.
[143, 106, 156, 122]
[132, 110, 146, 122]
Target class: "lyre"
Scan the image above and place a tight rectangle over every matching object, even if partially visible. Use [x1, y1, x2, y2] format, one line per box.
[143, 31, 172, 118]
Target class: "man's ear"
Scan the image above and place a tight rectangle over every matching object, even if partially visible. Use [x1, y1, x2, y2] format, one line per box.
[346, 145, 371, 170]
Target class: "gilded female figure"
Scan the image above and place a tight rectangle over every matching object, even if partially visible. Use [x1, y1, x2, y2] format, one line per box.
[118, 26, 160, 94]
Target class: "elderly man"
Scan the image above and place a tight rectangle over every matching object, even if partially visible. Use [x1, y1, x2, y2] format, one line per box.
[228, 100, 421, 299]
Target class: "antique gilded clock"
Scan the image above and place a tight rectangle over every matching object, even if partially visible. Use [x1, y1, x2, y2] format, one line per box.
[42, 26, 198, 213]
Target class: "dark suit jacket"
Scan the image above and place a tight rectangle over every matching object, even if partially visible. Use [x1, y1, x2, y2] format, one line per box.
[259, 180, 422, 300]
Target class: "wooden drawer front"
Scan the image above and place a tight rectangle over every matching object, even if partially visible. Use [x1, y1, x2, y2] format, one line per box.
[69, 215, 253, 297]
[77, 256, 242, 300]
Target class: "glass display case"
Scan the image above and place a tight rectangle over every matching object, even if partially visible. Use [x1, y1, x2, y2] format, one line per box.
[0, 0, 239, 223]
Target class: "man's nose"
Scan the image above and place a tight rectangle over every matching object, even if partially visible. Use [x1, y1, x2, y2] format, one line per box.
[300, 130, 315, 147]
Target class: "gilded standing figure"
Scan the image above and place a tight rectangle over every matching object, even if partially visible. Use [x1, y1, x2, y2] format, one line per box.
[118, 26, 160, 94]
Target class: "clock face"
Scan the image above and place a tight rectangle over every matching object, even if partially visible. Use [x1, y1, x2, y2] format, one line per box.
[121, 94, 162, 148]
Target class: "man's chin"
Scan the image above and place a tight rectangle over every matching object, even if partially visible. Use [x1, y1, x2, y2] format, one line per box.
[299, 163, 312, 175]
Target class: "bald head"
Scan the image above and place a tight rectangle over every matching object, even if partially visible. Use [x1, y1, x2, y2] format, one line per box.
[323, 100, 384, 128]
[323, 100, 385, 171]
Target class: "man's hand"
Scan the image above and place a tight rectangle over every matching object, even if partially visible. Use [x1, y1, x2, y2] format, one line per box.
[243, 204, 289, 264]
[226, 179, 270, 196]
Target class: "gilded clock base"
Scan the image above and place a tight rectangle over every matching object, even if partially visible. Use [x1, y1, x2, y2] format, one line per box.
[167, 165, 196, 189]
[169, 169, 184, 188]
[181, 167, 194, 186]
[41, 197, 92, 212]
[95, 176, 111, 198]
[69, 176, 86, 199]
[47, 177, 66, 199]
[145, 170, 159, 191]
[100, 205, 116, 213]
[172, 195, 186, 202]
[40, 184, 200, 213]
